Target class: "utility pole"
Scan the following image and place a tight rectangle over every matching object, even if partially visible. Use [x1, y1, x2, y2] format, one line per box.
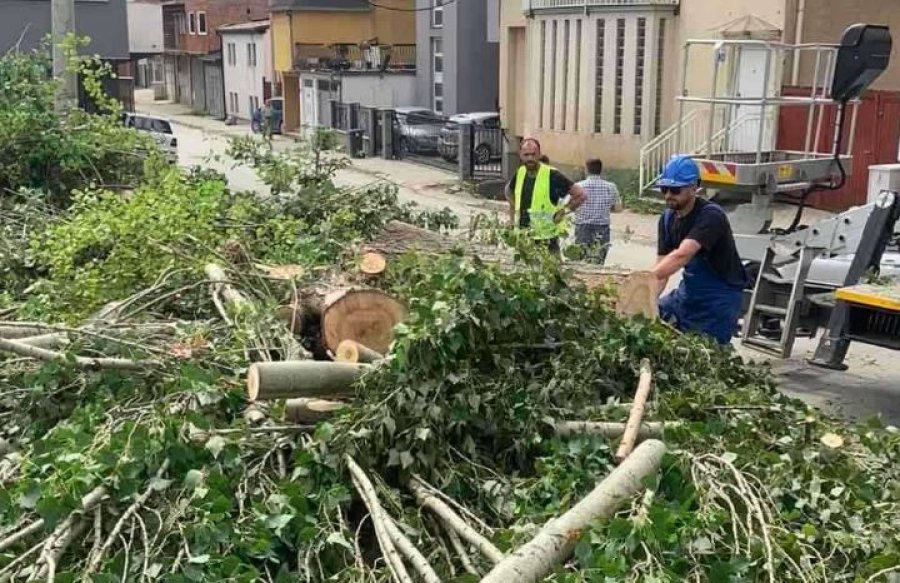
[51, 0, 78, 111]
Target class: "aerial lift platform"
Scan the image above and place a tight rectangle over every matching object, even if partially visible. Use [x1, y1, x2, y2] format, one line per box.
[670, 24, 897, 367]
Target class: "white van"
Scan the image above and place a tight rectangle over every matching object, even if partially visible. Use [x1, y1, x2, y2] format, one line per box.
[122, 112, 178, 164]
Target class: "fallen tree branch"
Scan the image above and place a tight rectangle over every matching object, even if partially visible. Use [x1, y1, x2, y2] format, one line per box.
[0, 338, 154, 371]
[553, 420, 671, 439]
[408, 478, 504, 565]
[345, 456, 412, 583]
[189, 425, 315, 441]
[83, 461, 170, 576]
[0, 518, 45, 552]
[481, 439, 666, 583]
[616, 359, 654, 463]
[384, 518, 441, 583]
[32, 485, 107, 582]
[446, 528, 480, 576]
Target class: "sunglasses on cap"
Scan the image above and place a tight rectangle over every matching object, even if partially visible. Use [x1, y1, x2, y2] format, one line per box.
[660, 186, 686, 195]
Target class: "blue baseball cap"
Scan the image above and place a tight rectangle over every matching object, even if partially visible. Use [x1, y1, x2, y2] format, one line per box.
[656, 155, 700, 188]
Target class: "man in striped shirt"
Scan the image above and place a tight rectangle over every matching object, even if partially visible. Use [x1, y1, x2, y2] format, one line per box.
[574, 159, 622, 265]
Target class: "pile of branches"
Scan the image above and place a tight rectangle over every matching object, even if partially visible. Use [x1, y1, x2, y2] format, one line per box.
[0, 75, 898, 580]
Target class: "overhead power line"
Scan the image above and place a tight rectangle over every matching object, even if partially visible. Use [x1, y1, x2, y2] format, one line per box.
[363, 0, 462, 12]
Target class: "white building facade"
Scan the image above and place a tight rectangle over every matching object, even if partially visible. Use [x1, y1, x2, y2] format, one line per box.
[220, 21, 272, 122]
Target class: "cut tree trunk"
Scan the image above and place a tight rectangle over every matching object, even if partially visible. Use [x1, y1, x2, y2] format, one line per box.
[285, 398, 347, 423]
[335, 340, 384, 364]
[359, 252, 387, 277]
[615, 359, 654, 463]
[0, 325, 48, 339]
[554, 421, 669, 439]
[321, 289, 406, 355]
[481, 440, 666, 583]
[247, 361, 369, 401]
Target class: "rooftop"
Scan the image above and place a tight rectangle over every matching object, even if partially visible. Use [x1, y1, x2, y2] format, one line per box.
[270, 0, 371, 12]
[219, 20, 270, 34]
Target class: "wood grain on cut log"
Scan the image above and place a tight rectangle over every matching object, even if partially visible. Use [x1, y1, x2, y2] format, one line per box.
[285, 398, 347, 423]
[322, 289, 406, 355]
[615, 359, 654, 463]
[481, 440, 666, 583]
[247, 361, 369, 401]
[335, 340, 384, 364]
[366, 221, 658, 318]
[359, 252, 387, 276]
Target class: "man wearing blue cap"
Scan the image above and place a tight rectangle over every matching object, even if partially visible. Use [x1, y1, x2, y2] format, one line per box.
[651, 155, 748, 345]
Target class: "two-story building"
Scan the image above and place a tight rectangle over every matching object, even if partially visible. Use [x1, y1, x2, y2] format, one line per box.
[500, 0, 900, 208]
[128, 0, 165, 95]
[414, 0, 501, 116]
[269, 0, 417, 135]
[220, 19, 272, 123]
[161, 0, 267, 118]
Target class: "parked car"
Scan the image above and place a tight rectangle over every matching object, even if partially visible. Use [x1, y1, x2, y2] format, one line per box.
[392, 107, 446, 156]
[438, 112, 503, 165]
[121, 112, 178, 164]
[251, 97, 284, 135]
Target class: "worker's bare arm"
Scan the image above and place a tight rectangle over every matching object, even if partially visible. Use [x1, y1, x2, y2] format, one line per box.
[652, 239, 702, 284]
[567, 183, 587, 211]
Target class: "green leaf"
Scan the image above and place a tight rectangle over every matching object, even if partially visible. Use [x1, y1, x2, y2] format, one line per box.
[326, 531, 353, 550]
[205, 435, 226, 459]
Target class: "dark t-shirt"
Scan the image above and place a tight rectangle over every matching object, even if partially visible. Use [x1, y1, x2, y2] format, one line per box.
[657, 198, 747, 289]
[507, 168, 574, 228]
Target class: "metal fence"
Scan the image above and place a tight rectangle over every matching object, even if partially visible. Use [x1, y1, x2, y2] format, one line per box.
[470, 126, 504, 179]
[328, 101, 508, 183]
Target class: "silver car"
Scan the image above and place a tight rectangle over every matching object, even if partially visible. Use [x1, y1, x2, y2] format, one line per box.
[122, 112, 178, 164]
[439, 112, 502, 164]
[392, 107, 446, 156]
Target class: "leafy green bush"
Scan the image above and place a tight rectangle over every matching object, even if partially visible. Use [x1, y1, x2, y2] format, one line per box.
[0, 42, 151, 207]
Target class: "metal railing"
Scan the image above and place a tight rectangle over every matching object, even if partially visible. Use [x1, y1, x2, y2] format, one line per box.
[523, 0, 679, 10]
[639, 109, 708, 194]
[294, 44, 416, 73]
[638, 110, 765, 193]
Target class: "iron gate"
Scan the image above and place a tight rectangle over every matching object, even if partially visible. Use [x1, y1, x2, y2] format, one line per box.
[470, 126, 504, 179]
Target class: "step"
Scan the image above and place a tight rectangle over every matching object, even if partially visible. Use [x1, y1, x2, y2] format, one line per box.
[752, 304, 788, 317]
[742, 337, 786, 357]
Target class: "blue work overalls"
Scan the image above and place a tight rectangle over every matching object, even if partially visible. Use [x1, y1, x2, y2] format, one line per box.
[658, 205, 746, 345]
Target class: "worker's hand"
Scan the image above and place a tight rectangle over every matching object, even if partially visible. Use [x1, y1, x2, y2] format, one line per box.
[553, 209, 568, 224]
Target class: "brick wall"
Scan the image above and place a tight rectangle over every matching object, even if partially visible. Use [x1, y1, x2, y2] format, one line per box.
[181, 0, 268, 54]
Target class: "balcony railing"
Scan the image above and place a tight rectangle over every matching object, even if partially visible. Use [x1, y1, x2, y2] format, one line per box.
[522, 0, 679, 9]
[293, 43, 416, 73]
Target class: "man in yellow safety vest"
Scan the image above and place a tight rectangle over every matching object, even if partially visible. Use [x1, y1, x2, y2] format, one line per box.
[505, 138, 586, 255]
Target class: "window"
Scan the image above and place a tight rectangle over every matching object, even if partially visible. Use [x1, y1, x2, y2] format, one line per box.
[175, 13, 186, 35]
[431, 0, 443, 28]
[594, 19, 605, 133]
[248, 43, 257, 67]
[655, 19, 667, 136]
[229, 92, 239, 114]
[634, 17, 647, 136]
[613, 19, 625, 135]
[188, 12, 196, 35]
[431, 38, 444, 114]
[227, 43, 236, 66]
[197, 12, 207, 35]
[249, 95, 259, 114]
[151, 60, 163, 84]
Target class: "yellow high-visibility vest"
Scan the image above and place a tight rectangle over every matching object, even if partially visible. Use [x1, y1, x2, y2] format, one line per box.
[513, 164, 567, 240]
